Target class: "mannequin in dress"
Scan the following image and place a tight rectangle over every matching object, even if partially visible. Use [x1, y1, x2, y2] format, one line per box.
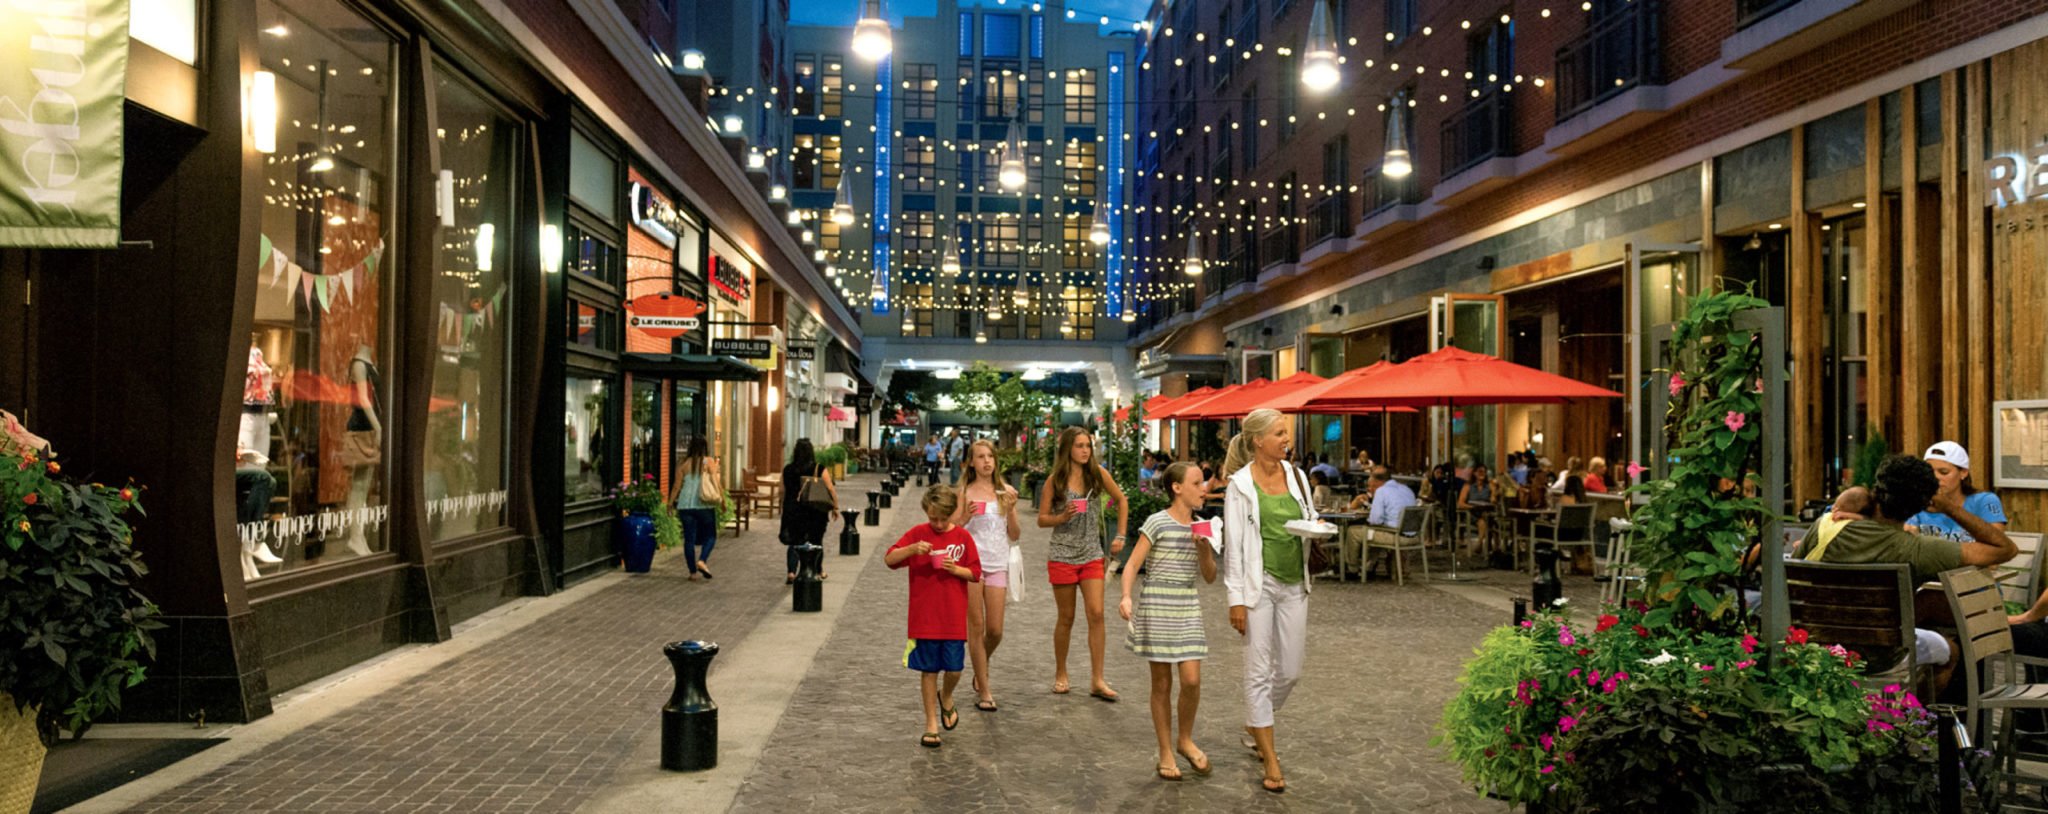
[240, 341, 283, 567]
[341, 343, 381, 557]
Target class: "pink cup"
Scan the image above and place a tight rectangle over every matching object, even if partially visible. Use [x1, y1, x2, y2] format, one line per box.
[1070, 498, 1089, 514]
[1191, 519, 1214, 538]
[973, 500, 989, 516]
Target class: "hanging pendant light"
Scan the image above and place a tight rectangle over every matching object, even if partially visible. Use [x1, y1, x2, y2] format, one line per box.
[986, 297, 1004, 320]
[830, 170, 855, 225]
[1182, 231, 1204, 277]
[998, 118, 1027, 191]
[852, 0, 893, 62]
[1301, 0, 1341, 92]
[1087, 210, 1110, 246]
[1012, 282, 1029, 309]
[975, 330, 988, 344]
[1383, 95, 1414, 179]
[941, 228, 961, 274]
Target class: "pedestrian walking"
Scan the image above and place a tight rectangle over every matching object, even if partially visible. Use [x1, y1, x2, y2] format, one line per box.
[924, 435, 943, 483]
[885, 485, 982, 748]
[780, 438, 835, 583]
[953, 439, 1021, 712]
[947, 430, 967, 485]
[1221, 408, 1317, 794]
[1037, 426, 1129, 701]
[668, 435, 721, 580]
[1119, 462, 1217, 781]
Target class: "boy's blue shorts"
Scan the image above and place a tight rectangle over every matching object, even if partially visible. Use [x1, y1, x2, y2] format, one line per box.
[902, 639, 965, 673]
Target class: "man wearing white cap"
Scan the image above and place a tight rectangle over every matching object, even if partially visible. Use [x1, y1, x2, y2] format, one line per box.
[1907, 441, 2008, 542]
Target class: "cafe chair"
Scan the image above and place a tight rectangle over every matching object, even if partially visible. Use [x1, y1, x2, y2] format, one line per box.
[1788, 561, 1929, 697]
[1364, 505, 1431, 586]
[1940, 566, 2048, 806]
[1599, 517, 1639, 606]
[1528, 504, 1596, 575]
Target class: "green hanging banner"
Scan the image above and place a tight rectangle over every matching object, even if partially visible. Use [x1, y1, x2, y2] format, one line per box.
[0, 0, 129, 248]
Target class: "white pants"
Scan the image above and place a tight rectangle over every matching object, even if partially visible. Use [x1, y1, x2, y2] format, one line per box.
[1243, 577, 1307, 729]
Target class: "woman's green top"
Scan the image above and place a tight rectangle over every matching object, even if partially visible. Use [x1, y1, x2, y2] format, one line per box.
[1258, 489, 1304, 583]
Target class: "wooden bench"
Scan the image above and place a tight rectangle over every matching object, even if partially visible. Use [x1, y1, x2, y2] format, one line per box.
[1785, 560, 1933, 697]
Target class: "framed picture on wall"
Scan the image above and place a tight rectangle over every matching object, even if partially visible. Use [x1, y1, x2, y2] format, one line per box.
[1993, 400, 2048, 489]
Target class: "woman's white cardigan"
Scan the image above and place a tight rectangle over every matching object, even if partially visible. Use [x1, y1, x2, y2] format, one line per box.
[1222, 461, 1320, 610]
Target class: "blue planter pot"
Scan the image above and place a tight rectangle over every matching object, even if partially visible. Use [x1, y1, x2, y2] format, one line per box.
[620, 512, 658, 573]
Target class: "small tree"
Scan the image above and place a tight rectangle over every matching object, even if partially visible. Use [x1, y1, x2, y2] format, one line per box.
[950, 362, 1058, 450]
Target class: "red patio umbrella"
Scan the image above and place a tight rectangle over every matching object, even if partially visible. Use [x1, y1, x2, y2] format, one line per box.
[1143, 386, 1217, 421]
[1267, 362, 1408, 414]
[1181, 372, 1324, 420]
[1154, 384, 1248, 421]
[1302, 346, 1620, 410]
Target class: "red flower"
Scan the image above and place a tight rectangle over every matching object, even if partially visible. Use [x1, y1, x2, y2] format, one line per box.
[1785, 627, 1809, 645]
[21, 492, 36, 506]
[44, 461, 59, 475]
[119, 487, 135, 502]
[1595, 614, 1619, 633]
[1575, 648, 1593, 656]
[1632, 624, 1650, 638]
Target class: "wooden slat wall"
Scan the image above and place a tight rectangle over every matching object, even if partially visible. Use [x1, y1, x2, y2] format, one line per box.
[1790, 126, 1822, 504]
[1991, 43, 2048, 533]
[1899, 82, 1933, 455]
[1940, 71, 1966, 447]
[1965, 62, 1992, 469]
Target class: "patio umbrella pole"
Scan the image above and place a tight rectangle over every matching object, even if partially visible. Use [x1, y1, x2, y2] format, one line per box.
[1434, 398, 1479, 582]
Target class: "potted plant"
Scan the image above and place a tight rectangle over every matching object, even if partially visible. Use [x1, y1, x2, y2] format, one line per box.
[816, 443, 850, 481]
[0, 410, 161, 814]
[610, 474, 675, 574]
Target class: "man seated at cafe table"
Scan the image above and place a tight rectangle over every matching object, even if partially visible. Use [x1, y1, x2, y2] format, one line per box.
[1803, 454, 2016, 693]
[1341, 467, 1415, 579]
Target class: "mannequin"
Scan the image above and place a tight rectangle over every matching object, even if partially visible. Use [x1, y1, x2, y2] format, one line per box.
[340, 343, 382, 557]
[239, 342, 283, 567]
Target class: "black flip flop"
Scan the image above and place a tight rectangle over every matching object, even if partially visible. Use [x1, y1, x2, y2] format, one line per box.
[920, 733, 942, 748]
[1089, 689, 1120, 703]
[976, 699, 999, 712]
[941, 706, 959, 730]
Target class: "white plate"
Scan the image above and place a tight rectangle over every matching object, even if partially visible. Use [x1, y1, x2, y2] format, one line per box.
[1284, 519, 1340, 538]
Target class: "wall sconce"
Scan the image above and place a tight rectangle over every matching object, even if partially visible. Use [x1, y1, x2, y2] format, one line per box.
[678, 49, 707, 74]
[767, 385, 780, 412]
[539, 223, 563, 273]
[250, 70, 279, 154]
[747, 148, 766, 170]
[721, 114, 744, 134]
[1330, 304, 1345, 317]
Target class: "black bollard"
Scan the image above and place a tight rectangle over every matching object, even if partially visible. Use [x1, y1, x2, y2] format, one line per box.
[864, 505, 880, 527]
[877, 489, 893, 509]
[792, 544, 824, 612]
[1512, 596, 1528, 627]
[1933, 704, 1967, 814]
[1531, 544, 1562, 608]
[661, 640, 718, 771]
[839, 510, 861, 555]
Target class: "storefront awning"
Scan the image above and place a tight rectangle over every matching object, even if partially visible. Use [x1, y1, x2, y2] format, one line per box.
[621, 353, 766, 382]
[1135, 352, 1229, 380]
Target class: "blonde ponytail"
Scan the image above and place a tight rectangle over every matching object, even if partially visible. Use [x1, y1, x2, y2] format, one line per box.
[1223, 408, 1285, 477]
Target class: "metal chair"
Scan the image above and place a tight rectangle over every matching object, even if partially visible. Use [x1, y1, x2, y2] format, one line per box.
[1529, 504, 1596, 575]
[1941, 566, 2048, 804]
[1364, 505, 1431, 586]
[1599, 517, 1639, 605]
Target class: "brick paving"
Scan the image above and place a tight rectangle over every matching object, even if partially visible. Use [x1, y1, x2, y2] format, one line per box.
[124, 474, 893, 813]
[730, 509, 1516, 813]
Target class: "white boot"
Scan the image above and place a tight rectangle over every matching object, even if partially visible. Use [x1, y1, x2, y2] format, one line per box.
[241, 550, 260, 580]
[248, 537, 283, 564]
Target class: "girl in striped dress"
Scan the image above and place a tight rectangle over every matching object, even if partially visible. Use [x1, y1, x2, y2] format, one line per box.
[1119, 462, 1218, 781]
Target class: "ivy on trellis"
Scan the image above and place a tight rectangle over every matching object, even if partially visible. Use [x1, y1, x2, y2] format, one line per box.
[1626, 288, 1774, 631]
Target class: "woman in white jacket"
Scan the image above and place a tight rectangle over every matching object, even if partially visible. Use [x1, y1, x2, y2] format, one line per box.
[1221, 408, 1318, 794]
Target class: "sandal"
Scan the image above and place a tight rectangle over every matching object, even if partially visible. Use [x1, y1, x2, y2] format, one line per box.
[695, 562, 713, 580]
[1051, 679, 1071, 694]
[976, 699, 999, 712]
[920, 733, 942, 748]
[1156, 763, 1183, 782]
[1089, 687, 1120, 703]
[1261, 777, 1287, 794]
[941, 706, 959, 731]
[785, 574, 795, 585]
[1177, 748, 1212, 776]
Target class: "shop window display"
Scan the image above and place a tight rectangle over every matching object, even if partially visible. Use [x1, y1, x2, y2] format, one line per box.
[424, 65, 515, 541]
[236, 0, 397, 581]
[565, 376, 613, 503]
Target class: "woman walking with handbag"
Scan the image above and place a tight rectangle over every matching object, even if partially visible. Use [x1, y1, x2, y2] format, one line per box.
[669, 435, 723, 580]
[780, 438, 838, 583]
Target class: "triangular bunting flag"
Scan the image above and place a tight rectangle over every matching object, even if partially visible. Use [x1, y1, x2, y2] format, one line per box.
[299, 271, 315, 308]
[314, 275, 332, 311]
[257, 234, 272, 273]
[338, 267, 356, 304]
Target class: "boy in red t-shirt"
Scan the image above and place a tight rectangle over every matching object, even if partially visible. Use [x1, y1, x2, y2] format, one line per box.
[886, 485, 982, 748]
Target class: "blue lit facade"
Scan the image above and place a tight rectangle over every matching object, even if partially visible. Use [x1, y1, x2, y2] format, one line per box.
[872, 57, 893, 315]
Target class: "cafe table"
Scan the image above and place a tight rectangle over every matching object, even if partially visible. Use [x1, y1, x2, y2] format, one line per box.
[1505, 506, 1558, 573]
[1318, 511, 1366, 580]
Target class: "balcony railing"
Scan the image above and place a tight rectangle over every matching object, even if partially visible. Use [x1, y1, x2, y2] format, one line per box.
[1736, 0, 1800, 28]
[1554, 0, 1662, 123]
[1306, 195, 1350, 246]
[1259, 223, 1299, 268]
[1440, 90, 1513, 178]
[1360, 166, 1423, 219]
[1217, 245, 1251, 291]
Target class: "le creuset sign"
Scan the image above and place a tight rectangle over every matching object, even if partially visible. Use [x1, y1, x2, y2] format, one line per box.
[626, 294, 706, 339]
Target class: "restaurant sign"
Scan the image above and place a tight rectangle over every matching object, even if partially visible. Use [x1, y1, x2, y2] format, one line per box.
[0, 0, 128, 248]
[1986, 135, 2048, 210]
[628, 179, 686, 248]
[786, 342, 817, 361]
[711, 255, 751, 302]
[626, 293, 705, 339]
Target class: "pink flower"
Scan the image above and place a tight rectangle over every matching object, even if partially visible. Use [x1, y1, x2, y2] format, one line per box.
[1724, 411, 1746, 432]
[1540, 764, 1556, 775]
[1614, 672, 1629, 682]
[1626, 461, 1646, 480]
[1558, 627, 1576, 647]
[1601, 676, 1619, 694]
[1587, 669, 1602, 687]
[1697, 664, 1715, 671]
[1740, 634, 1759, 654]
[1735, 660, 1756, 670]
[1668, 372, 1686, 397]
[1539, 733, 1554, 751]
[1558, 715, 1579, 733]
[1567, 668, 1581, 679]
[1753, 377, 1766, 394]
[1595, 614, 1619, 633]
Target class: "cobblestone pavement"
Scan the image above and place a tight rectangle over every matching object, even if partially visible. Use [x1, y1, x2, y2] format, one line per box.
[731, 508, 1514, 814]
[122, 474, 894, 813]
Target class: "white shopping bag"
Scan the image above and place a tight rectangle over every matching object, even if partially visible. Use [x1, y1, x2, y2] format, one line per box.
[1007, 546, 1026, 604]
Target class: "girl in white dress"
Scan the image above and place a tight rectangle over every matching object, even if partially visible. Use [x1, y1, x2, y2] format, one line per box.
[953, 440, 1021, 711]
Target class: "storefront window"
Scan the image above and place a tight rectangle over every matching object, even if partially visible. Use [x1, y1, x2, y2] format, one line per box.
[235, 0, 398, 580]
[424, 64, 516, 541]
[564, 376, 612, 502]
[631, 378, 662, 485]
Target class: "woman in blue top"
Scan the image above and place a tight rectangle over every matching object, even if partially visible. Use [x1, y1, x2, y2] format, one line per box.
[668, 435, 721, 580]
[1908, 441, 2007, 541]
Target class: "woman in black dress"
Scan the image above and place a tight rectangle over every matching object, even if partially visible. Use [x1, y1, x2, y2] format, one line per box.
[780, 438, 837, 583]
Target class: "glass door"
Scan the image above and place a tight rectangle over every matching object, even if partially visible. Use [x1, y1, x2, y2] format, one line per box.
[1821, 215, 1867, 493]
[1304, 333, 1347, 466]
[1430, 293, 1505, 466]
[1627, 242, 1702, 483]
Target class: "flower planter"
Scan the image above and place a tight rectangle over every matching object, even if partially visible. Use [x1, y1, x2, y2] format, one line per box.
[0, 695, 43, 814]
[619, 511, 657, 573]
